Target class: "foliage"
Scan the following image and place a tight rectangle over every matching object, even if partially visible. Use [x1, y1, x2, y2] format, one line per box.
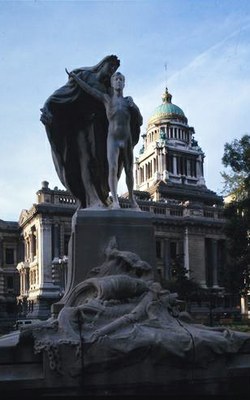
[160, 255, 206, 303]
[221, 134, 250, 295]
[221, 134, 250, 199]
[223, 201, 250, 294]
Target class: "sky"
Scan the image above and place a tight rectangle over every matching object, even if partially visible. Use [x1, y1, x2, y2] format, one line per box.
[0, 0, 250, 221]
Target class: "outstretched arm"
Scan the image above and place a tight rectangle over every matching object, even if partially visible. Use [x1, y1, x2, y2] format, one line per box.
[65, 68, 105, 103]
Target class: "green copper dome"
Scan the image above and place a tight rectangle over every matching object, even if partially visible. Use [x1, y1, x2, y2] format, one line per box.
[148, 88, 187, 124]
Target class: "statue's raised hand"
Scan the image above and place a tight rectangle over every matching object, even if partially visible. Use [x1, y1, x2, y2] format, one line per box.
[65, 68, 76, 80]
[65, 68, 71, 76]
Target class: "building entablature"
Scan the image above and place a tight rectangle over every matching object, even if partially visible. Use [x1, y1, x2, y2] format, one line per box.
[19, 202, 76, 229]
[120, 198, 225, 221]
[148, 120, 192, 129]
[0, 220, 19, 234]
[144, 125, 193, 149]
[153, 220, 226, 239]
[152, 215, 226, 231]
[135, 150, 155, 164]
[141, 136, 204, 156]
[163, 143, 204, 156]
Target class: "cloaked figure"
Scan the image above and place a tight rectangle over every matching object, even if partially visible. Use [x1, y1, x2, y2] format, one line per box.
[40, 55, 142, 209]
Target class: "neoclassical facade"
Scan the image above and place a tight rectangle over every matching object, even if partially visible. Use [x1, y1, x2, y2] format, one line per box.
[17, 182, 76, 318]
[136, 87, 208, 194]
[132, 87, 226, 288]
[1, 87, 228, 320]
[16, 181, 226, 319]
[0, 219, 22, 321]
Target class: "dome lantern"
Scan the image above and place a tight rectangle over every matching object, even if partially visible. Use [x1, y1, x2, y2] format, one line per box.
[162, 87, 172, 104]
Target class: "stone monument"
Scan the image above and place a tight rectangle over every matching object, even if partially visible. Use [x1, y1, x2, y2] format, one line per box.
[0, 56, 250, 396]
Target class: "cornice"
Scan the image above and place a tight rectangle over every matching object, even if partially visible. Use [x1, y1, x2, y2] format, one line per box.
[18, 203, 76, 228]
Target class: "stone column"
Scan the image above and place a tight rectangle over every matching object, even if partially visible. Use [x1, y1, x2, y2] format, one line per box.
[25, 237, 30, 262]
[0, 267, 5, 297]
[161, 149, 165, 174]
[187, 159, 191, 176]
[184, 227, 190, 278]
[164, 239, 171, 280]
[25, 269, 29, 295]
[30, 232, 35, 261]
[38, 218, 52, 286]
[25, 238, 28, 261]
[20, 271, 23, 295]
[53, 224, 60, 259]
[211, 239, 219, 288]
[189, 234, 206, 287]
[197, 155, 206, 185]
[0, 239, 3, 267]
[162, 149, 168, 180]
[173, 156, 177, 175]
[196, 157, 201, 178]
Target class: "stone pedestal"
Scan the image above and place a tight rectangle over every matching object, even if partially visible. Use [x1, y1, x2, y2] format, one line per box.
[1, 331, 250, 397]
[52, 209, 157, 315]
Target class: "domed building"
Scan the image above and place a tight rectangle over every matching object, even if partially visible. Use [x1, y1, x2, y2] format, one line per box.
[0, 89, 232, 323]
[132, 87, 227, 305]
[135, 87, 220, 205]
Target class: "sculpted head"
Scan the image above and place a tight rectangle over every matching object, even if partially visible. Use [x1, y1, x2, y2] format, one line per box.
[99, 55, 120, 78]
[111, 72, 125, 90]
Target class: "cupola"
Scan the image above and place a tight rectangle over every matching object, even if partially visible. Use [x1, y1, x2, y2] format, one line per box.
[148, 88, 187, 125]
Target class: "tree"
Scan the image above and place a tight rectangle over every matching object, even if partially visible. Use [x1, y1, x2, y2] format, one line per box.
[222, 134, 250, 200]
[221, 135, 250, 305]
[160, 255, 206, 309]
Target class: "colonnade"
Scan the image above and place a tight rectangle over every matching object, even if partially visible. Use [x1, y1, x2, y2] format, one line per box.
[147, 125, 191, 144]
[155, 233, 223, 289]
[136, 152, 204, 186]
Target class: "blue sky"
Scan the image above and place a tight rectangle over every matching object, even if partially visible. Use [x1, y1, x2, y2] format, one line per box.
[1, 0, 250, 221]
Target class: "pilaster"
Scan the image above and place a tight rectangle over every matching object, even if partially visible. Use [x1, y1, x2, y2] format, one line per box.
[211, 239, 219, 288]
[38, 218, 52, 286]
[184, 227, 190, 278]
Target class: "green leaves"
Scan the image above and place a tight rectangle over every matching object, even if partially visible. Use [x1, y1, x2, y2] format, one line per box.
[221, 134, 250, 295]
[221, 134, 250, 199]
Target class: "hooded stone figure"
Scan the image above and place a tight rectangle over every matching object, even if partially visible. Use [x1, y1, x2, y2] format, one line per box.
[41, 55, 142, 209]
[40, 55, 121, 208]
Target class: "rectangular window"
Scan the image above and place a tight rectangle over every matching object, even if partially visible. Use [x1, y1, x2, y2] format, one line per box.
[170, 242, 177, 260]
[7, 276, 14, 289]
[167, 154, 173, 173]
[205, 239, 213, 287]
[64, 235, 70, 256]
[190, 159, 197, 177]
[156, 240, 162, 259]
[140, 167, 144, 183]
[5, 248, 14, 265]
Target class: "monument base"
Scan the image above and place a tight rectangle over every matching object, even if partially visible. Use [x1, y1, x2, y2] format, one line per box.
[52, 209, 157, 316]
[1, 217, 250, 397]
[0, 331, 250, 397]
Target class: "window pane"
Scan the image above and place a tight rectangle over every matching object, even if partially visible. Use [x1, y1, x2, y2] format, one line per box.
[5, 248, 14, 264]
